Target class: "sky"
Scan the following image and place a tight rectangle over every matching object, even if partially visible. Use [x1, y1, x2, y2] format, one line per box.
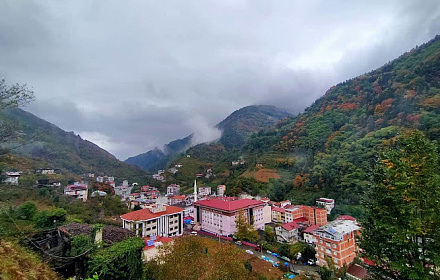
[1, 0, 440, 160]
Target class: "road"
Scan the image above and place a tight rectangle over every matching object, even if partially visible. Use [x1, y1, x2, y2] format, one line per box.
[186, 228, 320, 274]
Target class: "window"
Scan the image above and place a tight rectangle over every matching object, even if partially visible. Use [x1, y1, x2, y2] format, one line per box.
[333, 251, 337, 256]
[333, 243, 337, 248]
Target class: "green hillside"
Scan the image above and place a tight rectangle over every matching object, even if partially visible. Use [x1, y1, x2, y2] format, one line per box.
[1, 108, 148, 182]
[241, 35, 440, 204]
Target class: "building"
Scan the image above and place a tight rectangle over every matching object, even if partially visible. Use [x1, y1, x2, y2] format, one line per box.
[143, 236, 174, 261]
[120, 205, 184, 237]
[168, 195, 187, 206]
[314, 216, 361, 268]
[36, 168, 60, 175]
[3, 171, 21, 185]
[273, 205, 327, 227]
[217, 185, 226, 196]
[96, 176, 104, 183]
[199, 186, 211, 196]
[114, 185, 133, 199]
[275, 221, 301, 243]
[193, 197, 265, 236]
[303, 225, 319, 244]
[316, 198, 335, 214]
[167, 184, 180, 195]
[64, 183, 88, 201]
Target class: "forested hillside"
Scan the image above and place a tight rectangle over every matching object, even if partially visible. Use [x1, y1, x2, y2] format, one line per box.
[1, 108, 148, 181]
[241, 35, 440, 204]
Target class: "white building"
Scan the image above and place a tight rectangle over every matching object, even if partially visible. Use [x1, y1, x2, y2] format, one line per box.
[120, 205, 184, 237]
[217, 185, 226, 196]
[199, 186, 211, 196]
[114, 185, 133, 199]
[316, 198, 335, 214]
[96, 176, 104, 183]
[3, 172, 21, 185]
[64, 183, 88, 201]
[167, 184, 180, 196]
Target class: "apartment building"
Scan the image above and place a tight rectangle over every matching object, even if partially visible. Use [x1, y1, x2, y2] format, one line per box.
[314, 216, 361, 269]
[64, 183, 88, 201]
[272, 205, 327, 227]
[316, 198, 335, 214]
[193, 197, 265, 236]
[166, 184, 180, 195]
[120, 205, 184, 237]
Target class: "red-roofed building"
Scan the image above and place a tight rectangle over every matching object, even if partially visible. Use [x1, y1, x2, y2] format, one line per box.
[275, 221, 300, 243]
[64, 183, 88, 201]
[143, 236, 174, 261]
[272, 204, 327, 227]
[120, 205, 184, 238]
[346, 264, 368, 280]
[193, 198, 265, 236]
[303, 225, 319, 244]
[337, 215, 357, 221]
[167, 195, 187, 205]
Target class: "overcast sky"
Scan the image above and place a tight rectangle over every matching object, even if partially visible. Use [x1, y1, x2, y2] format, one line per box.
[1, 1, 440, 160]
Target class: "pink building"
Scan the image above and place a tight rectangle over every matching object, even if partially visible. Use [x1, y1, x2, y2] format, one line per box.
[193, 198, 265, 236]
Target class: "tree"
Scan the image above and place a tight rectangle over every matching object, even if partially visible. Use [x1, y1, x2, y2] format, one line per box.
[0, 78, 34, 154]
[34, 207, 67, 228]
[359, 130, 440, 279]
[234, 210, 259, 242]
[263, 226, 275, 243]
[17, 201, 37, 220]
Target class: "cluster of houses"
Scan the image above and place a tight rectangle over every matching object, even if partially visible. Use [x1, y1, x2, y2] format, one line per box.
[119, 181, 363, 272]
[2, 168, 63, 186]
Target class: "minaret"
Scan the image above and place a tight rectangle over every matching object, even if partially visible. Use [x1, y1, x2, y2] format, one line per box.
[193, 179, 198, 202]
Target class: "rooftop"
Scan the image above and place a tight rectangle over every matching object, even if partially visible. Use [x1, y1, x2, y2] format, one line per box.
[272, 207, 285, 213]
[143, 236, 173, 251]
[281, 221, 299, 231]
[59, 223, 134, 244]
[315, 219, 360, 238]
[194, 198, 264, 212]
[120, 205, 183, 221]
[303, 225, 319, 234]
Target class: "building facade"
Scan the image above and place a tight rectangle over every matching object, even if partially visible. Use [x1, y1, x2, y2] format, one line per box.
[64, 183, 88, 201]
[316, 198, 335, 214]
[120, 205, 184, 238]
[167, 184, 180, 195]
[217, 185, 226, 196]
[314, 217, 360, 268]
[193, 198, 265, 236]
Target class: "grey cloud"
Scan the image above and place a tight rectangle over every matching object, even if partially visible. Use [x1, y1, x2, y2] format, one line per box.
[1, 0, 439, 159]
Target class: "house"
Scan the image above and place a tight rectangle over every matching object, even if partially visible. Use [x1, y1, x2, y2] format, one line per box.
[120, 205, 184, 237]
[275, 221, 301, 243]
[64, 183, 88, 201]
[314, 216, 361, 269]
[281, 205, 328, 226]
[166, 184, 180, 196]
[96, 176, 104, 183]
[316, 198, 335, 214]
[107, 176, 115, 182]
[272, 207, 285, 223]
[303, 225, 319, 244]
[199, 186, 211, 196]
[122, 180, 129, 187]
[346, 264, 368, 280]
[217, 185, 226, 196]
[91, 190, 107, 197]
[168, 167, 178, 174]
[36, 168, 60, 175]
[114, 185, 133, 199]
[175, 164, 182, 168]
[3, 171, 21, 185]
[167, 195, 187, 206]
[143, 235, 174, 261]
[193, 197, 265, 236]
[59, 223, 134, 245]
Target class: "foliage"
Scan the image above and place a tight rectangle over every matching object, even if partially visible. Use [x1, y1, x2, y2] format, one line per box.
[263, 226, 276, 243]
[149, 236, 282, 280]
[0, 240, 60, 280]
[34, 207, 67, 228]
[359, 130, 440, 279]
[16, 201, 37, 220]
[234, 210, 259, 242]
[88, 237, 144, 280]
[70, 234, 95, 257]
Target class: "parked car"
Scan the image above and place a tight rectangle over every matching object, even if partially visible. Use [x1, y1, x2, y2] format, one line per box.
[235, 241, 243, 246]
[190, 221, 196, 225]
[307, 259, 315, 265]
[191, 231, 198, 236]
[245, 250, 254, 255]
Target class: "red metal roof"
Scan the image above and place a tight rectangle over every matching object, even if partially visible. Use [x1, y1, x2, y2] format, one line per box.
[303, 225, 319, 234]
[120, 206, 183, 221]
[337, 215, 356, 221]
[170, 195, 186, 200]
[281, 221, 299, 231]
[193, 198, 264, 212]
[293, 217, 308, 224]
[272, 207, 286, 213]
[347, 264, 368, 279]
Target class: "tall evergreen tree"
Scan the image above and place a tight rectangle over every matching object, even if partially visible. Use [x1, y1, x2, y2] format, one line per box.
[359, 130, 440, 279]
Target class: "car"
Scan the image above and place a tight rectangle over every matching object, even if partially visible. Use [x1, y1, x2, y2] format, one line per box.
[245, 250, 254, 255]
[255, 246, 261, 252]
[235, 241, 243, 246]
[190, 221, 196, 225]
[307, 259, 315, 265]
[191, 231, 198, 236]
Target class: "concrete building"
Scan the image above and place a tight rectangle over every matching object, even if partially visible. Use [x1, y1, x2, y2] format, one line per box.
[314, 216, 361, 269]
[114, 185, 133, 199]
[217, 185, 226, 196]
[193, 197, 265, 236]
[143, 236, 174, 261]
[120, 205, 184, 237]
[316, 198, 335, 214]
[167, 195, 187, 206]
[199, 186, 211, 196]
[275, 221, 301, 243]
[64, 183, 88, 201]
[303, 225, 319, 244]
[3, 171, 21, 185]
[273, 205, 327, 227]
[167, 184, 180, 196]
